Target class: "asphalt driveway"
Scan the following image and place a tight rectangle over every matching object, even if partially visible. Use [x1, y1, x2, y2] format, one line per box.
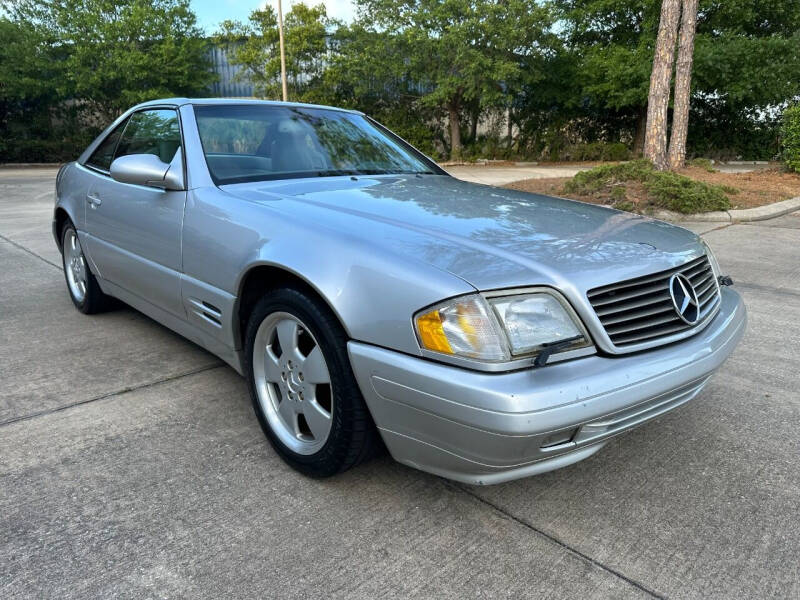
[1, 168, 798, 599]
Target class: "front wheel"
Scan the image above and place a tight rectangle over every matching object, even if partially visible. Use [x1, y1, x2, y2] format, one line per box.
[245, 286, 380, 477]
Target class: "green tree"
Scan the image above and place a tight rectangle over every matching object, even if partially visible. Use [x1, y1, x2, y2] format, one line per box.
[215, 3, 335, 101]
[6, 0, 214, 123]
[0, 17, 70, 161]
[555, 0, 800, 158]
[353, 0, 553, 159]
[312, 23, 445, 157]
[2, 0, 213, 161]
[782, 104, 800, 173]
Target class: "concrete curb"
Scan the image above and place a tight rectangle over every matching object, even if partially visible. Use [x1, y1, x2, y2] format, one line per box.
[654, 197, 800, 223]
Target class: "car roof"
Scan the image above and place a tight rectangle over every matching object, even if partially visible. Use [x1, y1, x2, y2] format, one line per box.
[130, 97, 364, 115]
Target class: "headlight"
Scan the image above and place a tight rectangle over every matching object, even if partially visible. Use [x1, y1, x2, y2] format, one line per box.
[701, 239, 721, 279]
[414, 290, 590, 364]
[488, 294, 584, 355]
[415, 294, 508, 361]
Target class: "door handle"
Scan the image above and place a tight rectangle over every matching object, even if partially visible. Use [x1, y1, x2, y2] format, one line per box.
[87, 194, 102, 207]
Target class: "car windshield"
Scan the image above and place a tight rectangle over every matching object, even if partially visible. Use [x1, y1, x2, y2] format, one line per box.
[193, 104, 436, 184]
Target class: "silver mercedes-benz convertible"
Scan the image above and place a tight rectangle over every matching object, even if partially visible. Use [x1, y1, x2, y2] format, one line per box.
[53, 98, 746, 484]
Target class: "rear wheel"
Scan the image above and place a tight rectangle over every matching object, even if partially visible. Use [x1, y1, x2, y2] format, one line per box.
[245, 286, 380, 477]
[61, 224, 110, 314]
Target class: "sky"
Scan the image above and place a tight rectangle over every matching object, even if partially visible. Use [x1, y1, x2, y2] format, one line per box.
[190, 0, 356, 33]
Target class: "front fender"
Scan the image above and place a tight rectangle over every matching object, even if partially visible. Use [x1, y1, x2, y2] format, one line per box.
[182, 187, 476, 357]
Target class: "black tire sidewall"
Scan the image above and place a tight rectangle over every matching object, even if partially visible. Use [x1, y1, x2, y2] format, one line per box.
[244, 287, 370, 477]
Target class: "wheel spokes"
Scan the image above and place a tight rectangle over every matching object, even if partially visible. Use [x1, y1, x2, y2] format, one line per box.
[264, 348, 283, 383]
[252, 311, 335, 454]
[302, 346, 330, 385]
[277, 396, 296, 431]
[276, 319, 299, 359]
[301, 400, 331, 441]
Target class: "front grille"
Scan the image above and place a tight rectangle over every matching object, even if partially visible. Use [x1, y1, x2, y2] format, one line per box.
[587, 255, 720, 348]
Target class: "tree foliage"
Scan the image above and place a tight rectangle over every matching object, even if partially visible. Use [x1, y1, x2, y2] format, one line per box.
[1, 0, 214, 161]
[9, 0, 214, 121]
[554, 0, 800, 158]
[3, 0, 800, 163]
[782, 105, 800, 173]
[350, 0, 554, 157]
[215, 3, 334, 101]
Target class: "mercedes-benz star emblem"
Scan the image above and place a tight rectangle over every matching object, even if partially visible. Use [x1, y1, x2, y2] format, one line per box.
[669, 273, 700, 325]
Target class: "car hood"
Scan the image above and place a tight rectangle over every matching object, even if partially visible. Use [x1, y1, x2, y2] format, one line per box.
[222, 174, 703, 293]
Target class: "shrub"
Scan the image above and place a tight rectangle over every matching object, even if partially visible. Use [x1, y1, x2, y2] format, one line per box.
[644, 172, 730, 213]
[615, 200, 635, 212]
[688, 157, 715, 172]
[603, 142, 631, 161]
[610, 186, 626, 201]
[782, 104, 800, 173]
[564, 159, 653, 194]
[564, 159, 732, 214]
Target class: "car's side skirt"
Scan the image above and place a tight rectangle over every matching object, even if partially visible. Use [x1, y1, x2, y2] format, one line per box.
[97, 277, 245, 374]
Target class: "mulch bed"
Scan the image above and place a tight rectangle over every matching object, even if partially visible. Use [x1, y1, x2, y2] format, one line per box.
[504, 166, 800, 211]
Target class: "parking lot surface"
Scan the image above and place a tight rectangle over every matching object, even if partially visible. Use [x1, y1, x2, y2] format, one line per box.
[1, 168, 798, 598]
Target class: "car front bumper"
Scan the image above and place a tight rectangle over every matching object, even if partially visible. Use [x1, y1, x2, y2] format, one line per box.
[348, 287, 747, 485]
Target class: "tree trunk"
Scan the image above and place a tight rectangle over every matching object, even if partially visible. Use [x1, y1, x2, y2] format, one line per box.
[468, 103, 480, 144]
[644, 0, 681, 170]
[507, 107, 514, 150]
[633, 106, 647, 155]
[448, 102, 462, 159]
[668, 0, 698, 170]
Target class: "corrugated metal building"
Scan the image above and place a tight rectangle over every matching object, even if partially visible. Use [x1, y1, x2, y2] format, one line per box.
[208, 45, 255, 98]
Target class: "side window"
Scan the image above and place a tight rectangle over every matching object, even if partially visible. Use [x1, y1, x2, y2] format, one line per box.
[114, 109, 181, 164]
[86, 119, 128, 171]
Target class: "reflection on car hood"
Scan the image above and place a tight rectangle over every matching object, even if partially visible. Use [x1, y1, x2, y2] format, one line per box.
[222, 174, 703, 292]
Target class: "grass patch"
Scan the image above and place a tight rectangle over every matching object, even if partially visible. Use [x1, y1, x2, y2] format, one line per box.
[563, 159, 732, 214]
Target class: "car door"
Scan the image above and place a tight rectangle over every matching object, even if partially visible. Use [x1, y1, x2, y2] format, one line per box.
[83, 108, 186, 317]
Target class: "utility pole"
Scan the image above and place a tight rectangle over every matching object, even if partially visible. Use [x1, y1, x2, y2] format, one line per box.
[277, 0, 288, 101]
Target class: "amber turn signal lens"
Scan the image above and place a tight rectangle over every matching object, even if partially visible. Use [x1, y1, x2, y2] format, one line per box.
[415, 309, 454, 354]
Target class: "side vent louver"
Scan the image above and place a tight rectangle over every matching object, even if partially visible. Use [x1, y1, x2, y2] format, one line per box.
[187, 297, 222, 327]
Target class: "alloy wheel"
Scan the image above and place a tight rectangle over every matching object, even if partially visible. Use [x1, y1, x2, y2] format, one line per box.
[252, 312, 334, 455]
[64, 228, 88, 303]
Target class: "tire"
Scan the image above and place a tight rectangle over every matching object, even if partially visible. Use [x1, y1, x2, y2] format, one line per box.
[61, 223, 110, 314]
[245, 286, 381, 477]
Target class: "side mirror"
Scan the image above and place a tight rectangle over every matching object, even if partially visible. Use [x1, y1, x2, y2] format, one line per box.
[110, 148, 184, 191]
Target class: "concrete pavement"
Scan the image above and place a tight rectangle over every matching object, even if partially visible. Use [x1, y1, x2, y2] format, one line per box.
[444, 164, 590, 185]
[1, 168, 799, 598]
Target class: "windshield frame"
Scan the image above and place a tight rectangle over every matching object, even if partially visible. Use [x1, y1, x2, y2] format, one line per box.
[191, 103, 447, 186]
